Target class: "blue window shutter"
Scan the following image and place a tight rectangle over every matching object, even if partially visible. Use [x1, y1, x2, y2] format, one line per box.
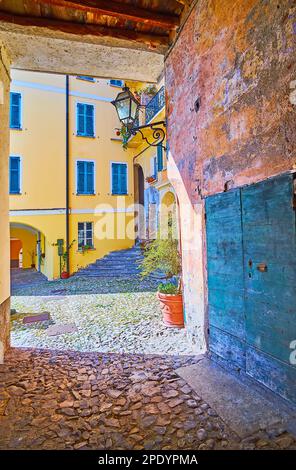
[157, 145, 163, 171]
[85, 105, 94, 136]
[119, 164, 127, 195]
[9, 157, 20, 194]
[153, 157, 157, 179]
[112, 163, 120, 194]
[10, 93, 21, 129]
[77, 161, 85, 193]
[77, 103, 85, 135]
[86, 162, 94, 194]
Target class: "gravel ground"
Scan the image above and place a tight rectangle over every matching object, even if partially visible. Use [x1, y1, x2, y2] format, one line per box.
[11, 270, 193, 355]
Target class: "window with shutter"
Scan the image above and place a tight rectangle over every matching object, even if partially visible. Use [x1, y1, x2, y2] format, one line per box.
[112, 163, 128, 195]
[10, 92, 21, 129]
[76, 161, 95, 194]
[157, 145, 163, 171]
[9, 156, 21, 194]
[109, 79, 124, 87]
[76, 103, 95, 137]
[153, 157, 157, 179]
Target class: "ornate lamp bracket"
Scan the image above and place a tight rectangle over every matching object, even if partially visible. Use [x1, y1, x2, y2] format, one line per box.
[129, 120, 166, 150]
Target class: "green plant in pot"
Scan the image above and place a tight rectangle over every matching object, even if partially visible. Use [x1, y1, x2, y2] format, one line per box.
[80, 244, 92, 254]
[61, 239, 75, 279]
[140, 231, 184, 328]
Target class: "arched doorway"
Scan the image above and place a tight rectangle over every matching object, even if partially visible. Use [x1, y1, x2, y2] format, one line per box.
[160, 190, 178, 240]
[134, 164, 145, 241]
[10, 239, 22, 268]
[10, 223, 44, 272]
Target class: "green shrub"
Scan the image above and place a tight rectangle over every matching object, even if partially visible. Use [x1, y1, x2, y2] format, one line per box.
[158, 282, 179, 295]
[140, 230, 182, 294]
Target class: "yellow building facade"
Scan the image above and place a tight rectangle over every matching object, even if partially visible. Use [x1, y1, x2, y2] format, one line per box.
[126, 78, 177, 244]
[9, 71, 135, 279]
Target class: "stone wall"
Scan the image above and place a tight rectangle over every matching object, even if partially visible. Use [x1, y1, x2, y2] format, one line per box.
[165, 0, 296, 349]
[0, 41, 11, 362]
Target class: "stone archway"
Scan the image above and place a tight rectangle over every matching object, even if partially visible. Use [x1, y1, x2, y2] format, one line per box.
[10, 222, 44, 273]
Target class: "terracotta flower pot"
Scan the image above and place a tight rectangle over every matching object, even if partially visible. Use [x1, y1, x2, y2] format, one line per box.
[61, 272, 70, 279]
[146, 176, 156, 184]
[157, 292, 184, 328]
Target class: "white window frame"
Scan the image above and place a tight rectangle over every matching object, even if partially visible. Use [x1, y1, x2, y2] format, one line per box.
[9, 155, 23, 195]
[75, 159, 96, 195]
[75, 100, 96, 137]
[78, 222, 94, 249]
[110, 161, 128, 195]
[10, 91, 23, 130]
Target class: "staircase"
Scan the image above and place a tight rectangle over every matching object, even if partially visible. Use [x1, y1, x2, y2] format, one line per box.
[75, 245, 144, 278]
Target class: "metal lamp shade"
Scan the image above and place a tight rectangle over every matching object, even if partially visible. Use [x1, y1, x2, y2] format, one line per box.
[112, 87, 140, 128]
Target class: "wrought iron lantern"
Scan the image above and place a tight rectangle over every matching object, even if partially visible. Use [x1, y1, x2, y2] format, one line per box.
[111, 86, 166, 149]
[111, 87, 140, 129]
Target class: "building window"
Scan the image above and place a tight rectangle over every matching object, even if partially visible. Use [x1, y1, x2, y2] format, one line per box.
[77, 161, 95, 194]
[151, 156, 157, 180]
[76, 103, 95, 137]
[109, 79, 124, 88]
[76, 76, 95, 82]
[78, 222, 94, 249]
[111, 162, 128, 195]
[10, 92, 22, 129]
[157, 145, 163, 171]
[9, 156, 21, 194]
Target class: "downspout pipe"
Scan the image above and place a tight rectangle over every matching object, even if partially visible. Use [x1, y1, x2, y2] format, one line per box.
[65, 75, 70, 274]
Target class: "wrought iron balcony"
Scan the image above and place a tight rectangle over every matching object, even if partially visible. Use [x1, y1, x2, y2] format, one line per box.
[145, 86, 165, 124]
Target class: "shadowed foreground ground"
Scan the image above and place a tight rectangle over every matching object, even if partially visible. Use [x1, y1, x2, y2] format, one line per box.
[0, 348, 295, 450]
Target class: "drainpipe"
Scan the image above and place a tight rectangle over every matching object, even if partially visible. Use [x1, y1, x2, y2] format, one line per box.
[65, 75, 70, 274]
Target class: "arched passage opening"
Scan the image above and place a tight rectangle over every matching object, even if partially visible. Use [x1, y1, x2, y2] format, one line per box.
[10, 222, 45, 273]
[160, 190, 178, 240]
[134, 163, 145, 241]
[10, 239, 22, 269]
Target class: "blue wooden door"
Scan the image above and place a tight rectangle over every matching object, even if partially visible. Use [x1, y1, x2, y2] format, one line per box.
[205, 189, 246, 370]
[242, 173, 296, 403]
[206, 173, 296, 403]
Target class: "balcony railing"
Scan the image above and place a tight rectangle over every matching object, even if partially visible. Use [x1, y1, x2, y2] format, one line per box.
[145, 86, 165, 123]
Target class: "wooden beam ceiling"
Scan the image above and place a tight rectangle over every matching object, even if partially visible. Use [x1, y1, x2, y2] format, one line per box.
[0, 10, 169, 50]
[30, 0, 180, 29]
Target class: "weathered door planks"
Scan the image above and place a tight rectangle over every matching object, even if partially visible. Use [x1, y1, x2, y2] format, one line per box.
[205, 189, 246, 370]
[242, 173, 296, 403]
[206, 173, 296, 403]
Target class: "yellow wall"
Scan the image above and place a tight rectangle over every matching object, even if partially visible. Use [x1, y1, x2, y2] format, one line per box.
[0, 42, 11, 360]
[9, 71, 136, 279]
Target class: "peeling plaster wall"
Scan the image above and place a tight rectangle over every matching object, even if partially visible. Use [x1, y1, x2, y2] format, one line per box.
[165, 0, 296, 349]
[0, 41, 11, 361]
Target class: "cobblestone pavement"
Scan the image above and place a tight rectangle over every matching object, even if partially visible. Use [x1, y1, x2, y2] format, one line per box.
[0, 348, 295, 450]
[11, 269, 193, 355]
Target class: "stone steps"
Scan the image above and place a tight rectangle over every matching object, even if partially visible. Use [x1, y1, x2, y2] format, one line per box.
[75, 246, 165, 281]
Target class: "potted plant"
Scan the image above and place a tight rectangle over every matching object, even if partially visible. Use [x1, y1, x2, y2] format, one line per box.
[115, 125, 130, 150]
[140, 232, 184, 328]
[146, 175, 156, 184]
[61, 240, 75, 279]
[79, 244, 92, 254]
